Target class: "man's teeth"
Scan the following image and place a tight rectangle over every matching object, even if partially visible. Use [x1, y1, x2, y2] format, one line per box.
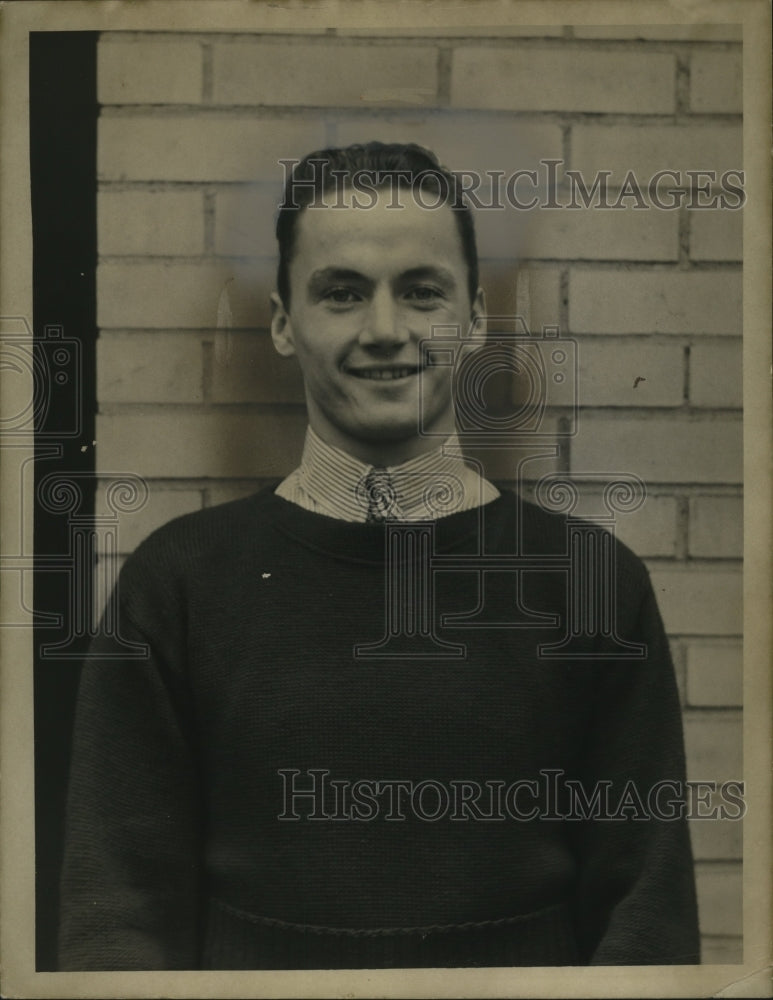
[352, 368, 417, 380]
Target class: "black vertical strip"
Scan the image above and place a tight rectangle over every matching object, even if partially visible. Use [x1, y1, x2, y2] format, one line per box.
[30, 31, 98, 971]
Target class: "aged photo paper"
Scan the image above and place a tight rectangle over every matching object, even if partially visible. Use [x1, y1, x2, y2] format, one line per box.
[1, 0, 770, 997]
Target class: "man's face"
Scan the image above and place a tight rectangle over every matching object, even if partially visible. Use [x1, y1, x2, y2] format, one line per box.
[271, 187, 485, 465]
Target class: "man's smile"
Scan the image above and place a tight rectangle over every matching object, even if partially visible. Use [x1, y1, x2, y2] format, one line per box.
[344, 364, 423, 381]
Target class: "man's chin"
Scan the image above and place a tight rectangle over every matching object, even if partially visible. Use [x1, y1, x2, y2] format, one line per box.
[350, 417, 456, 459]
[310, 401, 456, 459]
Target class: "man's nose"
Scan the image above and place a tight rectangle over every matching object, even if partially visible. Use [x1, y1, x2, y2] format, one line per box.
[359, 288, 408, 348]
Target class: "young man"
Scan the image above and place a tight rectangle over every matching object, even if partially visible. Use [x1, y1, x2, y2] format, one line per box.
[58, 143, 700, 970]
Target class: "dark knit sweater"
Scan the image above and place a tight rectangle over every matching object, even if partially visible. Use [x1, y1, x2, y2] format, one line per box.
[58, 487, 700, 970]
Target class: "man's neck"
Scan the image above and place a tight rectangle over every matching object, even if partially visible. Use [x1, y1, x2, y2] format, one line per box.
[308, 426, 457, 469]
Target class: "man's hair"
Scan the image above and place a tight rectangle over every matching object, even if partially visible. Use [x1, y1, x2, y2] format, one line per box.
[275, 141, 479, 308]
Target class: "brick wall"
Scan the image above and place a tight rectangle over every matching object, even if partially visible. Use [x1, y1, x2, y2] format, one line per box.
[95, 25, 744, 962]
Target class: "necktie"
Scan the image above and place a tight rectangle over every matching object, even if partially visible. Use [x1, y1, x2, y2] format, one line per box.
[361, 468, 396, 523]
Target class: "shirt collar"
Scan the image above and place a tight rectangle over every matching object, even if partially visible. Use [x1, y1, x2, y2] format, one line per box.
[290, 426, 497, 522]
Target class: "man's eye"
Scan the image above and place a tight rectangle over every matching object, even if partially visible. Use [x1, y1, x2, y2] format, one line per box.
[405, 286, 443, 305]
[323, 288, 360, 305]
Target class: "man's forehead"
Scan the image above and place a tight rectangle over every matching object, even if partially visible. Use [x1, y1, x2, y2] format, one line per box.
[291, 192, 465, 262]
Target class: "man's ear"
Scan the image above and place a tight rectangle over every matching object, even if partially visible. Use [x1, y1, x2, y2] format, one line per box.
[270, 292, 296, 357]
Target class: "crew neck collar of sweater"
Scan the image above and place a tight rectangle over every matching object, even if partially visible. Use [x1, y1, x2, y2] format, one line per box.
[258, 484, 515, 566]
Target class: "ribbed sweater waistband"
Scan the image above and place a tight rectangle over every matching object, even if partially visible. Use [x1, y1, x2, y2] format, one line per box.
[202, 897, 580, 969]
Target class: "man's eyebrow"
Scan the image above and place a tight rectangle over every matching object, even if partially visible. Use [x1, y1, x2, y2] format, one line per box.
[399, 266, 458, 289]
[308, 267, 369, 290]
[306, 265, 459, 293]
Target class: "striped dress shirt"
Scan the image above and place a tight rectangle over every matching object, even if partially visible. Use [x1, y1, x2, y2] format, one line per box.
[275, 426, 500, 522]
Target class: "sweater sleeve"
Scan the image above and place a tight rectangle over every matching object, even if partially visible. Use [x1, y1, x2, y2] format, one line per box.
[57, 580, 204, 970]
[569, 567, 701, 965]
